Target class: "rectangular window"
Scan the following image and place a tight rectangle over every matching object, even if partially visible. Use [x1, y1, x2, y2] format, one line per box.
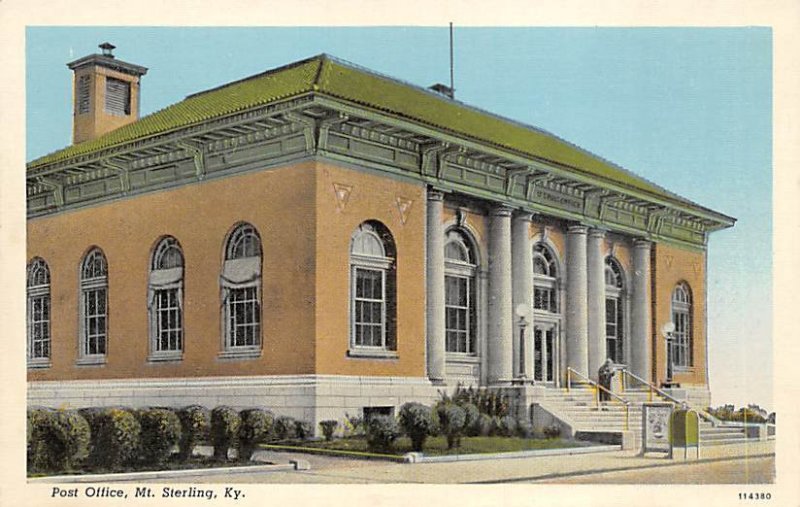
[605, 297, 623, 363]
[77, 75, 91, 114]
[228, 286, 260, 348]
[155, 288, 182, 352]
[672, 310, 691, 367]
[534, 286, 556, 312]
[533, 327, 556, 382]
[105, 77, 131, 116]
[30, 294, 50, 359]
[445, 275, 474, 353]
[83, 288, 107, 356]
[353, 267, 385, 347]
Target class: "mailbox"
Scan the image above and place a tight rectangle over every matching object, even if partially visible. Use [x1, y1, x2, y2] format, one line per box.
[670, 408, 700, 459]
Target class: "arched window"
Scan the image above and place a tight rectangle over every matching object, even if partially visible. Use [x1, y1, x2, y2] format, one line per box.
[27, 258, 51, 366]
[604, 257, 625, 363]
[221, 223, 262, 356]
[149, 237, 184, 360]
[350, 221, 396, 353]
[79, 248, 108, 363]
[671, 282, 693, 367]
[532, 242, 558, 313]
[444, 229, 477, 354]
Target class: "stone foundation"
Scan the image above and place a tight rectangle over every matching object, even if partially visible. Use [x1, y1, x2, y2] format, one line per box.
[28, 375, 443, 435]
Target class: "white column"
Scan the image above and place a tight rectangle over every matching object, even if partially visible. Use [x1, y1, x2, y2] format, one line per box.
[587, 228, 607, 380]
[512, 212, 534, 379]
[566, 224, 589, 377]
[630, 239, 652, 381]
[487, 205, 513, 384]
[426, 189, 446, 382]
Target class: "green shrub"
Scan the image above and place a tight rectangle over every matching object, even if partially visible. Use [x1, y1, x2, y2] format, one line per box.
[450, 384, 510, 417]
[461, 403, 480, 432]
[543, 423, 561, 439]
[436, 403, 466, 449]
[176, 405, 210, 461]
[342, 413, 365, 437]
[488, 416, 503, 436]
[398, 403, 436, 452]
[27, 409, 91, 473]
[469, 413, 493, 437]
[81, 407, 141, 470]
[516, 418, 533, 438]
[365, 414, 399, 453]
[497, 415, 517, 437]
[137, 408, 181, 466]
[210, 406, 240, 461]
[237, 409, 273, 461]
[294, 420, 313, 440]
[319, 420, 338, 441]
[273, 416, 296, 441]
[27, 408, 52, 471]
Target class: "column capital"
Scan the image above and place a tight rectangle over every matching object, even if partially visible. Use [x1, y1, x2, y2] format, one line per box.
[588, 227, 608, 239]
[513, 210, 534, 222]
[490, 204, 514, 217]
[427, 188, 445, 201]
[567, 223, 589, 235]
[633, 238, 653, 250]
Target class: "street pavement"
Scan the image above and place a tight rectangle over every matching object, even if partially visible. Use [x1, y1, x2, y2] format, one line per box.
[142, 440, 775, 484]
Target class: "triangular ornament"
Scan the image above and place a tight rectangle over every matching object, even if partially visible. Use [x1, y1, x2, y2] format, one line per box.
[332, 182, 352, 211]
[395, 196, 413, 225]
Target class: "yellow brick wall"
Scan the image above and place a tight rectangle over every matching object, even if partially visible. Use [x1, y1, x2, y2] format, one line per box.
[28, 162, 317, 381]
[652, 243, 707, 385]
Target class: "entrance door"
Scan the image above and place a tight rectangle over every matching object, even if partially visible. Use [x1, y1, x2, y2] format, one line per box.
[533, 325, 556, 383]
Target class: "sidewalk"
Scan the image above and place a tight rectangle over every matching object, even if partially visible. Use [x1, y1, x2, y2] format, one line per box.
[141, 440, 775, 484]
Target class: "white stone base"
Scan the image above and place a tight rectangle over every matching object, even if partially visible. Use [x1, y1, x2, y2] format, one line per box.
[663, 386, 711, 410]
[28, 375, 443, 436]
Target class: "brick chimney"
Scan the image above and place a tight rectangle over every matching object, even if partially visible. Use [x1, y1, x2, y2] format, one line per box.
[67, 43, 148, 144]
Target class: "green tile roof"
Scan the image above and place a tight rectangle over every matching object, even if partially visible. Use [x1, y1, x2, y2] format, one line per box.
[27, 54, 696, 208]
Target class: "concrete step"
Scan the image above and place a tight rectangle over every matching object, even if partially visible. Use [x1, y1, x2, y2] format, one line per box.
[701, 430, 748, 440]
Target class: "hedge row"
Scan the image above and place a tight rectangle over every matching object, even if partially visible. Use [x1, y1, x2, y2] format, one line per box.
[27, 406, 311, 475]
[373, 400, 539, 454]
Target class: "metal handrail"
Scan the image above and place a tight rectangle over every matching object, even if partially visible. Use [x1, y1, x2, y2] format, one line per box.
[618, 367, 722, 426]
[566, 367, 630, 430]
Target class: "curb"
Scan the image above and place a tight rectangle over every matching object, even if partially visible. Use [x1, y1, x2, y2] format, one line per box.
[404, 444, 621, 463]
[261, 444, 407, 462]
[28, 462, 306, 483]
[467, 452, 776, 484]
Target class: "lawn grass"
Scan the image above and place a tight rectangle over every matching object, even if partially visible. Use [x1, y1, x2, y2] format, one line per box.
[263, 435, 589, 458]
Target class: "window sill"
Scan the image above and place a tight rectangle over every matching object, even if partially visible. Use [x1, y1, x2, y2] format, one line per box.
[27, 359, 51, 369]
[148, 353, 183, 363]
[445, 353, 480, 363]
[218, 349, 262, 361]
[347, 348, 399, 359]
[76, 356, 107, 367]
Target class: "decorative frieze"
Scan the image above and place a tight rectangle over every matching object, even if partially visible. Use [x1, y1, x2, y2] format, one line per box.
[26, 96, 726, 248]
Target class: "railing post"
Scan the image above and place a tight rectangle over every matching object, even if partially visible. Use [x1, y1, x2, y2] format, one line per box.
[625, 404, 630, 431]
[567, 368, 571, 392]
[595, 386, 599, 409]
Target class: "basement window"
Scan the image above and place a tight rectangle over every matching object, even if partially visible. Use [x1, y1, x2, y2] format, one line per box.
[105, 77, 131, 116]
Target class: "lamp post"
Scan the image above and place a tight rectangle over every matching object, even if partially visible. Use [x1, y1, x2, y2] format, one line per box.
[515, 304, 528, 380]
[660, 321, 678, 388]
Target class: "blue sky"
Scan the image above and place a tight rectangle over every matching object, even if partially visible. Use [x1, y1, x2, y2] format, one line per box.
[26, 26, 773, 411]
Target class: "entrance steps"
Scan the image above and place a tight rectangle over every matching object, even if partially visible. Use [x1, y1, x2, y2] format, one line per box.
[535, 386, 759, 449]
